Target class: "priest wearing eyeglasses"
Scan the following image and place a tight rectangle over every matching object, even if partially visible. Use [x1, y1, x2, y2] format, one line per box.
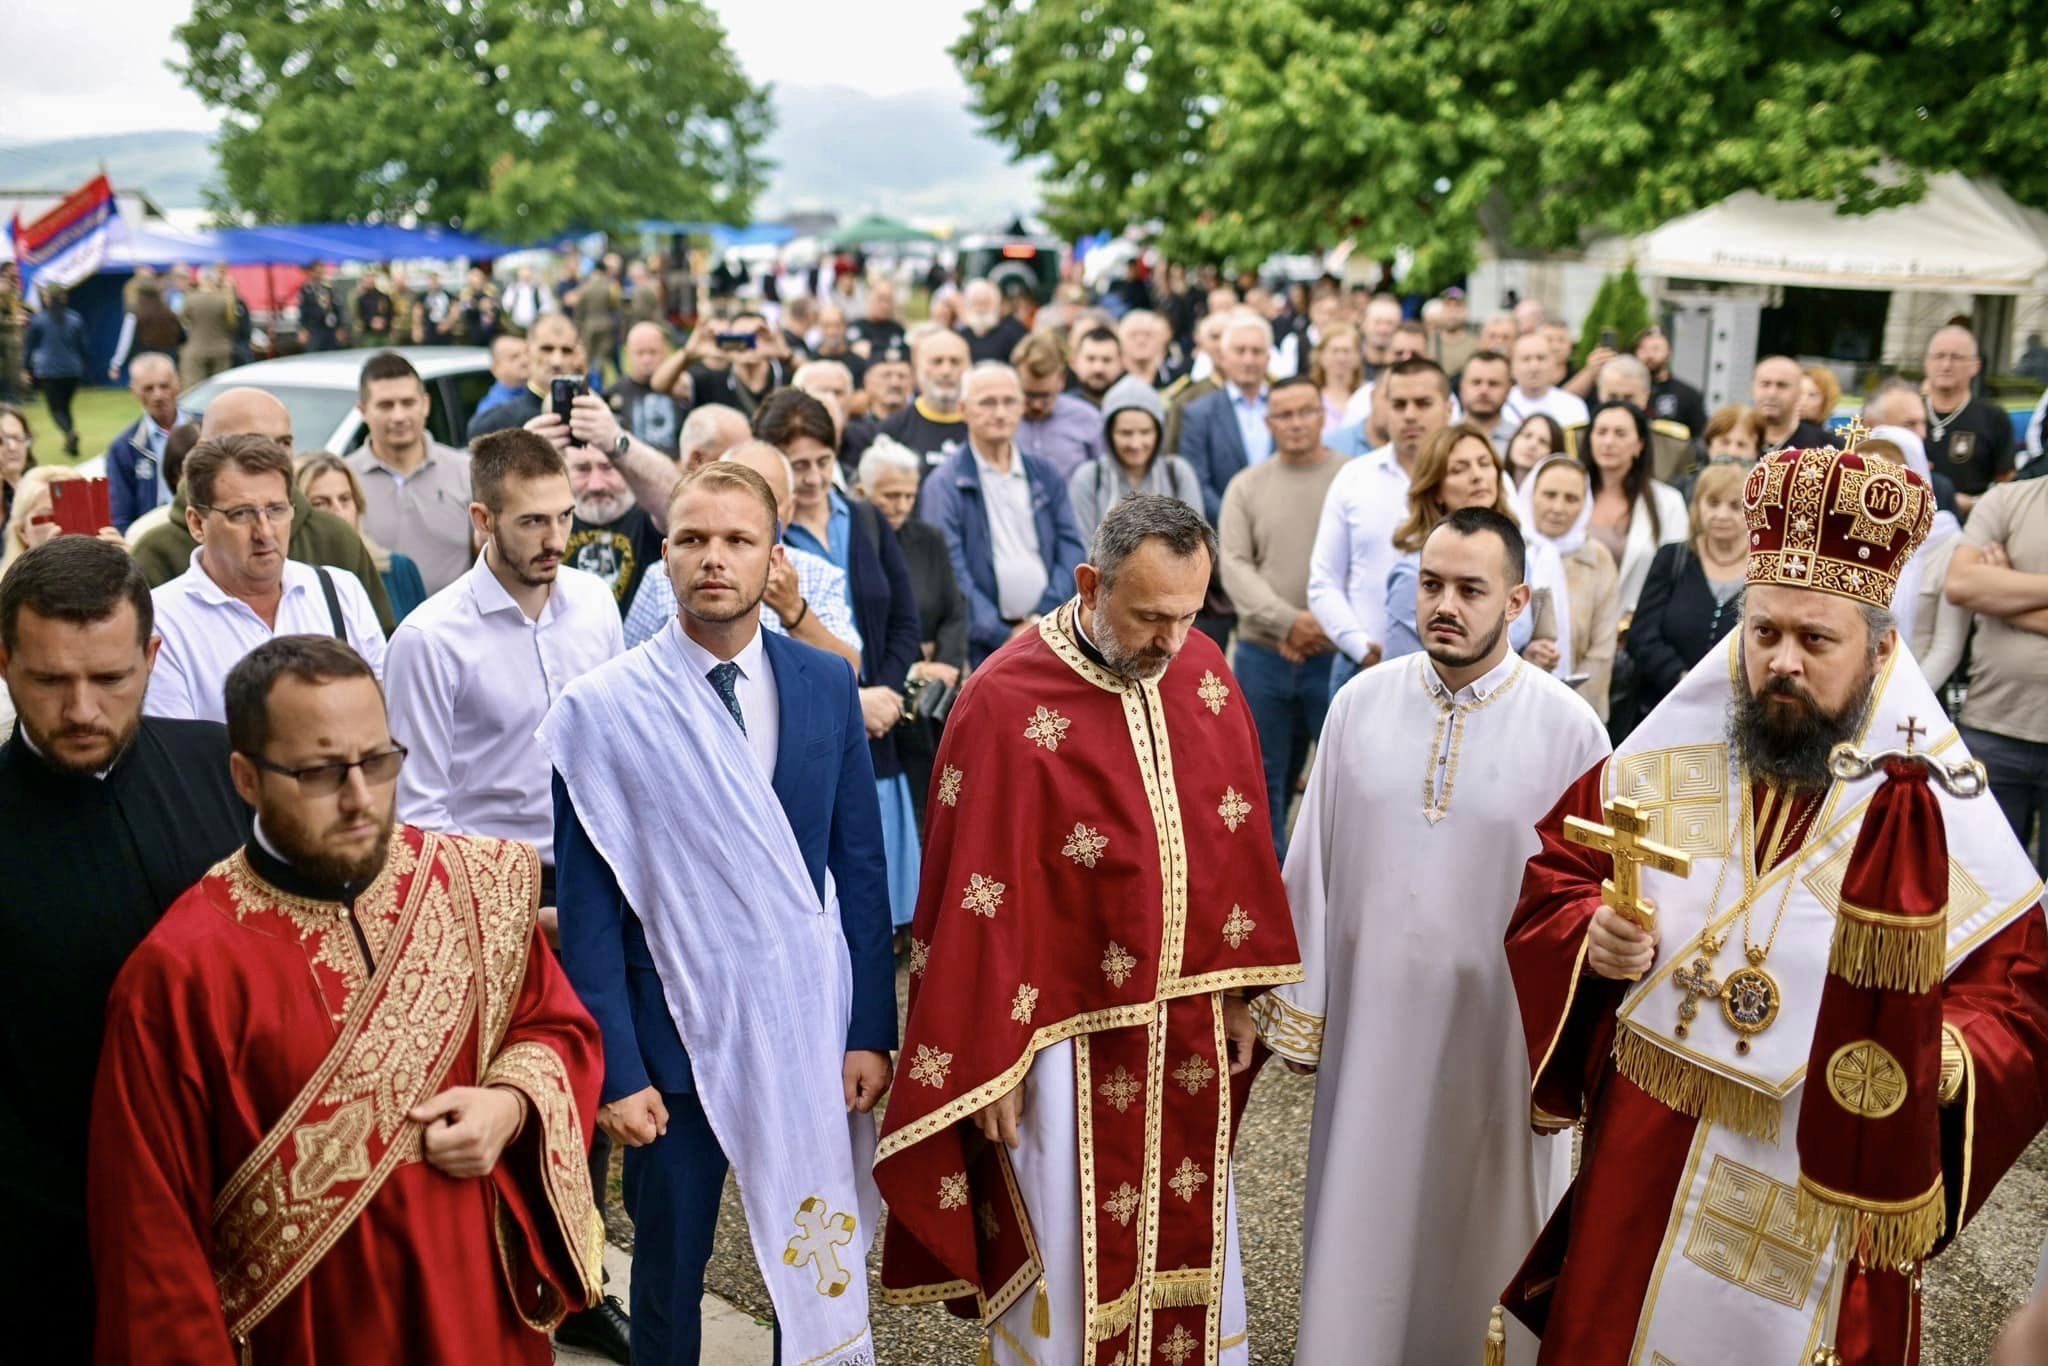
[88, 635, 607, 1365]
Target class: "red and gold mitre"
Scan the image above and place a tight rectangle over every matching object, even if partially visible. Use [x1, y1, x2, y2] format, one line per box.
[1743, 423, 1935, 609]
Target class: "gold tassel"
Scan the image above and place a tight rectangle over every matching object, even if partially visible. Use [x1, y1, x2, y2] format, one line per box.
[978, 1332, 996, 1366]
[1483, 1305, 1506, 1366]
[1612, 1026, 1781, 1143]
[1795, 1174, 1947, 1266]
[1829, 908, 1945, 993]
[1031, 1276, 1051, 1338]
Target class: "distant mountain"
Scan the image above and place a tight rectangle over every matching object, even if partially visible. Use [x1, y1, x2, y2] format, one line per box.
[756, 84, 1044, 224]
[0, 130, 218, 211]
[0, 85, 1040, 228]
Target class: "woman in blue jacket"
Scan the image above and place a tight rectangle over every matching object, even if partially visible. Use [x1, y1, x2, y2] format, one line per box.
[24, 287, 89, 457]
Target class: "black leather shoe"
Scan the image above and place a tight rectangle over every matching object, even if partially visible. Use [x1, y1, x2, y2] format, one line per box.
[555, 1294, 631, 1363]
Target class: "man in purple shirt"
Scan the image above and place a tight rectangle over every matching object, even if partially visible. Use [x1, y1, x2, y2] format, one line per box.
[1010, 332, 1105, 481]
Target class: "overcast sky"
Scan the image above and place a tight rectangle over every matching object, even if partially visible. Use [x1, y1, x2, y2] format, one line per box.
[0, 0, 976, 140]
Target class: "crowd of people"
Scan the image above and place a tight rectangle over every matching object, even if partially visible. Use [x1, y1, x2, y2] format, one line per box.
[1, 251, 2045, 1366]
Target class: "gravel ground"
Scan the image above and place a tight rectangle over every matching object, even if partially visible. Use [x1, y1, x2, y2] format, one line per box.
[607, 965, 2048, 1363]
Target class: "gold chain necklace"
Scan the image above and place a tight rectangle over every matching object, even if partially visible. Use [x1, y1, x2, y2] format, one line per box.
[1671, 780, 1803, 1053]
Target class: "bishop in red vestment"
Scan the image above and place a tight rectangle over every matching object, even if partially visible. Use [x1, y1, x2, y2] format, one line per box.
[876, 499, 1301, 1366]
[1500, 439, 2048, 1364]
[88, 637, 604, 1365]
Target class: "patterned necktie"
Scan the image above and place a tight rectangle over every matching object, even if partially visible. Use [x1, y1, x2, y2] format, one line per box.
[707, 661, 747, 735]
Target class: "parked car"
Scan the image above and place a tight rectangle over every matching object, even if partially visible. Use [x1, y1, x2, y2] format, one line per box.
[176, 346, 496, 454]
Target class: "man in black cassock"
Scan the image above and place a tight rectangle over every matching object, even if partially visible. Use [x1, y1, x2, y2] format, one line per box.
[0, 537, 247, 1361]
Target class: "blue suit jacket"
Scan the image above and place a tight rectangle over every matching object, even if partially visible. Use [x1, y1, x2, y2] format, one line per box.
[552, 630, 896, 1103]
[916, 445, 1087, 665]
[1177, 387, 1252, 524]
[105, 416, 176, 533]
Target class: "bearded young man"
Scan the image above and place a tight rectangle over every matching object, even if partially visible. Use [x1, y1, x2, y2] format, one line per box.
[1265, 507, 1609, 1364]
[89, 636, 606, 1364]
[0, 539, 249, 1363]
[541, 461, 893, 1365]
[877, 494, 1302, 1366]
[1500, 438, 2048, 1363]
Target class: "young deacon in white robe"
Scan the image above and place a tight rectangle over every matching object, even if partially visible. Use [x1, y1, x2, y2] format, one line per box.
[1255, 506, 1609, 1365]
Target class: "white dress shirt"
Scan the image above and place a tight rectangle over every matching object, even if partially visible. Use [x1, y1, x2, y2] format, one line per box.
[1306, 444, 1412, 662]
[674, 623, 780, 779]
[146, 552, 388, 723]
[385, 553, 623, 865]
[973, 441, 1048, 620]
[1501, 385, 1589, 431]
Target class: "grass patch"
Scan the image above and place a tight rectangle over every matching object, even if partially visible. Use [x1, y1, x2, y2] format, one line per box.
[10, 387, 142, 466]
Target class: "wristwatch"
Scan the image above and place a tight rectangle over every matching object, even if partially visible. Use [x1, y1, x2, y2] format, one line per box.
[610, 431, 632, 462]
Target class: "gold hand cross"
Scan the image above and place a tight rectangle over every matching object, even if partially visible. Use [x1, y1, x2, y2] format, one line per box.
[1564, 796, 1694, 933]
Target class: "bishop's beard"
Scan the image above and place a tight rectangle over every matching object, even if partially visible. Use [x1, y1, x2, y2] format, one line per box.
[1728, 666, 1877, 789]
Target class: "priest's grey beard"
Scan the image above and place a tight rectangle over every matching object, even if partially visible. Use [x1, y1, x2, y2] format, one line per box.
[1729, 661, 1878, 788]
[1094, 613, 1172, 683]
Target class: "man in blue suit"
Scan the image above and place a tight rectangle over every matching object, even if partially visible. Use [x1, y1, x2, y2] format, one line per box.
[104, 353, 186, 533]
[1176, 312, 1277, 523]
[551, 463, 895, 1365]
[917, 361, 1088, 665]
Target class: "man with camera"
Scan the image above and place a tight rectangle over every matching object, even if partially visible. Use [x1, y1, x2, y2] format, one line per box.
[650, 312, 791, 420]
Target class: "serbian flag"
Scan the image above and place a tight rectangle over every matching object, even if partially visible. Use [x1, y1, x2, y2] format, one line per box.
[8, 174, 121, 304]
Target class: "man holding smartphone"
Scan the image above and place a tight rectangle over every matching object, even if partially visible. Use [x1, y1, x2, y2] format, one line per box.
[649, 312, 789, 420]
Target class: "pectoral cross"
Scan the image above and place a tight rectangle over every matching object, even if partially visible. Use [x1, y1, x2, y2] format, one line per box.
[1564, 796, 1694, 933]
[1672, 956, 1722, 1038]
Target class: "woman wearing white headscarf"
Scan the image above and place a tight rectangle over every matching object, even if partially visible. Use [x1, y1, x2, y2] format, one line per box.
[1517, 454, 1623, 719]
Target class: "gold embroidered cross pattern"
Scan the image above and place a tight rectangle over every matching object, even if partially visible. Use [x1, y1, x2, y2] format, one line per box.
[1023, 706, 1071, 751]
[1099, 1066, 1141, 1113]
[961, 873, 1006, 918]
[1102, 1182, 1140, 1226]
[1168, 1157, 1209, 1202]
[1159, 1324, 1199, 1366]
[1220, 905, 1255, 949]
[1174, 1054, 1216, 1094]
[937, 1173, 969, 1210]
[1197, 670, 1230, 715]
[1062, 823, 1108, 867]
[1217, 788, 1252, 832]
[937, 765, 963, 806]
[908, 1044, 953, 1088]
[1101, 941, 1138, 987]
[1010, 983, 1039, 1024]
[782, 1197, 858, 1298]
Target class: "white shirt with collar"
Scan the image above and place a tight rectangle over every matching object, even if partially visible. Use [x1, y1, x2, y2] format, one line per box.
[1307, 443, 1412, 662]
[385, 552, 623, 865]
[972, 440, 1048, 620]
[1502, 384, 1589, 431]
[674, 622, 780, 780]
[146, 551, 388, 724]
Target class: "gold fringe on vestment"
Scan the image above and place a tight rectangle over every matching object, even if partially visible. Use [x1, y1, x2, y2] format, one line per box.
[1829, 902, 1947, 993]
[977, 1332, 996, 1365]
[1795, 1172, 1947, 1267]
[1482, 1305, 1506, 1366]
[1612, 1025, 1782, 1143]
[1091, 1285, 1141, 1341]
[1150, 1269, 1213, 1309]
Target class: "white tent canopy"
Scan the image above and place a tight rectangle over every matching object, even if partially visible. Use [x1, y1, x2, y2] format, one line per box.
[1588, 174, 2048, 294]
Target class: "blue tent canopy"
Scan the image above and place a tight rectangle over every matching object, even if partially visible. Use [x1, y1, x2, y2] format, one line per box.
[635, 220, 798, 252]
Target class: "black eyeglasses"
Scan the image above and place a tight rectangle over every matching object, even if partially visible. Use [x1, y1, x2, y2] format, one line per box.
[249, 745, 408, 795]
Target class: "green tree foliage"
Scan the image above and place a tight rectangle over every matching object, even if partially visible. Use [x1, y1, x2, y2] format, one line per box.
[1573, 267, 1655, 369]
[955, 0, 2048, 289]
[177, 0, 773, 239]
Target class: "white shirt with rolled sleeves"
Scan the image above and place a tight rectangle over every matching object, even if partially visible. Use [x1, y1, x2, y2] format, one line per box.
[1306, 443, 1411, 664]
[385, 553, 623, 866]
[145, 552, 388, 723]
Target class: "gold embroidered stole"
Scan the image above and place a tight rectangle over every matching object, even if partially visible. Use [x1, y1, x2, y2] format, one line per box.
[208, 830, 539, 1344]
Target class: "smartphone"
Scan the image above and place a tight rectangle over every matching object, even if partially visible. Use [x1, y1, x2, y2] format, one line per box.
[550, 376, 587, 426]
[1599, 328, 1618, 349]
[716, 332, 758, 353]
[50, 477, 111, 536]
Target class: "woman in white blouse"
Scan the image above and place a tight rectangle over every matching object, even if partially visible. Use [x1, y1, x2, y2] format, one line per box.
[1580, 399, 1688, 612]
